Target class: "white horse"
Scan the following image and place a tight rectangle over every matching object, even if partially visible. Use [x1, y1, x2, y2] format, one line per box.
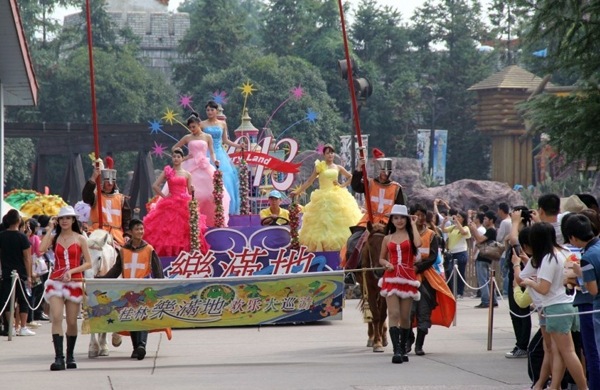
[85, 230, 120, 358]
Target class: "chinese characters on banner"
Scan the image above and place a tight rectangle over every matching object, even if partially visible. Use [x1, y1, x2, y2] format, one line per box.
[83, 272, 344, 332]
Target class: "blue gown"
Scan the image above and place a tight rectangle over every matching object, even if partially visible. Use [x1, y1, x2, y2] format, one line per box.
[203, 125, 240, 214]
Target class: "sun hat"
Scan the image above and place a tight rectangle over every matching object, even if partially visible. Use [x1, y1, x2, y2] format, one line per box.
[268, 190, 282, 199]
[560, 195, 587, 214]
[57, 206, 78, 218]
[386, 204, 410, 217]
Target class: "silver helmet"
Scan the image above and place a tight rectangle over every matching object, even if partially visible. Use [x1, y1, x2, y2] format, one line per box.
[374, 158, 393, 177]
[100, 169, 117, 184]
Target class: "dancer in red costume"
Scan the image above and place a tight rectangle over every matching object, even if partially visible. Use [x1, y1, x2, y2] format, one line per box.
[144, 148, 209, 256]
[379, 204, 422, 364]
[40, 206, 93, 371]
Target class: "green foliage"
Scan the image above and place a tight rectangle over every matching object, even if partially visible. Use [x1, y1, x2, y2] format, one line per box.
[517, 1, 600, 168]
[488, 0, 530, 65]
[411, 0, 495, 182]
[519, 174, 596, 209]
[37, 46, 176, 123]
[174, 0, 251, 89]
[4, 139, 36, 191]
[193, 55, 345, 150]
[16, 0, 79, 45]
[519, 85, 600, 167]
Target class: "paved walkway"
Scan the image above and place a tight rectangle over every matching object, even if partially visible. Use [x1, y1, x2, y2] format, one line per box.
[1, 296, 532, 390]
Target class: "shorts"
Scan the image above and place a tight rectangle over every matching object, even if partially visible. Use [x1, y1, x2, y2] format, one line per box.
[537, 308, 546, 327]
[44, 279, 84, 303]
[544, 303, 579, 334]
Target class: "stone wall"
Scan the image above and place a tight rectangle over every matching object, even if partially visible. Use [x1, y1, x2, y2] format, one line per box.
[63, 10, 189, 82]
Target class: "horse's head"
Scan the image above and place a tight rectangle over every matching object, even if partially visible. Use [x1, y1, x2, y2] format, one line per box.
[363, 222, 387, 271]
[86, 230, 116, 278]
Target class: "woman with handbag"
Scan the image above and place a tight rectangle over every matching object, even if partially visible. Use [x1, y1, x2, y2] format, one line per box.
[468, 211, 499, 308]
[26, 219, 47, 328]
[442, 210, 470, 298]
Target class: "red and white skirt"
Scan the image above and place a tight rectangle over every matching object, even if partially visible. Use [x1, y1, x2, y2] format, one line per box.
[378, 268, 421, 300]
[44, 279, 84, 303]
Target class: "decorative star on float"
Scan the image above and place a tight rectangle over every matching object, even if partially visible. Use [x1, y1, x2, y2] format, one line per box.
[107, 318, 115, 324]
[237, 80, 257, 99]
[162, 108, 178, 126]
[316, 143, 326, 154]
[292, 85, 305, 101]
[212, 90, 228, 105]
[306, 108, 320, 124]
[148, 120, 163, 135]
[152, 141, 167, 158]
[179, 95, 193, 109]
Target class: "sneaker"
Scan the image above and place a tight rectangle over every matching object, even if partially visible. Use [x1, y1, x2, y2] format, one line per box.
[505, 347, 527, 358]
[19, 327, 36, 336]
[27, 322, 41, 329]
[457, 294, 463, 299]
[474, 303, 489, 308]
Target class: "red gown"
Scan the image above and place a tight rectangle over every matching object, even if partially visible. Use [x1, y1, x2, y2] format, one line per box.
[144, 166, 209, 257]
[44, 242, 84, 303]
[379, 240, 421, 300]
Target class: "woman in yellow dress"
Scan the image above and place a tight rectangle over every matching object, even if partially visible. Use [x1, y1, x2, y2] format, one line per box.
[291, 144, 363, 251]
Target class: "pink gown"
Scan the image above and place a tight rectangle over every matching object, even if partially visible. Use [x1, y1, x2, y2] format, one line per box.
[144, 166, 209, 257]
[181, 139, 230, 227]
[378, 240, 421, 300]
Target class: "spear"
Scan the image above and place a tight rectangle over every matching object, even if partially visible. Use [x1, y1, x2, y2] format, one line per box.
[336, 0, 373, 223]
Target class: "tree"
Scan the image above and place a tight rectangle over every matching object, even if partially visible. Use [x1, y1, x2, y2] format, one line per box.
[174, 0, 250, 89]
[488, 0, 530, 66]
[16, 0, 79, 46]
[193, 55, 345, 150]
[4, 139, 36, 190]
[346, 0, 419, 158]
[411, 0, 496, 182]
[518, 1, 600, 166]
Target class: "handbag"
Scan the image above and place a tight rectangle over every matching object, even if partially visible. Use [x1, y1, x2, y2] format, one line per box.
[476, 240, 505, 262]
[33, 254, 49, 276]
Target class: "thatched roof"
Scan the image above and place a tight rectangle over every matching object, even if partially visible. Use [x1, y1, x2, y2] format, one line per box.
[468, 65, 555, 92]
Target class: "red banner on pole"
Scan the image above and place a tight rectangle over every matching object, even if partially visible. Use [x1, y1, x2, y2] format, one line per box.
[229, 152, 301, 174]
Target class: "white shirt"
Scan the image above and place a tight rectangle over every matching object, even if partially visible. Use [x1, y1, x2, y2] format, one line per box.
[497, 217, 512, 244]
[519, 260, 543, 308]
[536, 250, 573, 307]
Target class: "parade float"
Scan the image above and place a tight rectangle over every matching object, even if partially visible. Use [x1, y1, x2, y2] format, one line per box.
[83, 84, 346, 333]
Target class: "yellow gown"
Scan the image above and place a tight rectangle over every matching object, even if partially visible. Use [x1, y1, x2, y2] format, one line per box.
[299, 160, 364, 251]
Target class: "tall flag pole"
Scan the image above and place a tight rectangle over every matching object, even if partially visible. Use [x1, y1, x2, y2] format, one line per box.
[85, 0, 103, 228]
[336, 0, 373, 223]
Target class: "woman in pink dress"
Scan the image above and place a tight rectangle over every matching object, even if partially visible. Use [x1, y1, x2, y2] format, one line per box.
[40, 206, 93, 371]
[378, 204, 422, 364]
[144, 148, 209, 256]
[172, 113, 230, 227]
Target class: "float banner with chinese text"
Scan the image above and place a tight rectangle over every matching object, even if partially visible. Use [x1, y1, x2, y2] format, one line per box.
[84, 271, 344, 332]
[160, 226, 341, 278]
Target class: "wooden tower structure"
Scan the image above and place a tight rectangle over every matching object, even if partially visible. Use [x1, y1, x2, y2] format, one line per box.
[468, 65, 553, 187]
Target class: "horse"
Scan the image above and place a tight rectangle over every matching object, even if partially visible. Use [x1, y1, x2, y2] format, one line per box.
[353, 222, 388, 353]
[84, 229, 119, 358]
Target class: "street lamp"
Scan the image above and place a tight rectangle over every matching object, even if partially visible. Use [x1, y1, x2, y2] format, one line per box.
[338, 57, 373, 173]
[421, 86, 447, 176]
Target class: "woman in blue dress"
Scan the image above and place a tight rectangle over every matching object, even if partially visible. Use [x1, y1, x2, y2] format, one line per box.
[202, 100, 243, 215]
